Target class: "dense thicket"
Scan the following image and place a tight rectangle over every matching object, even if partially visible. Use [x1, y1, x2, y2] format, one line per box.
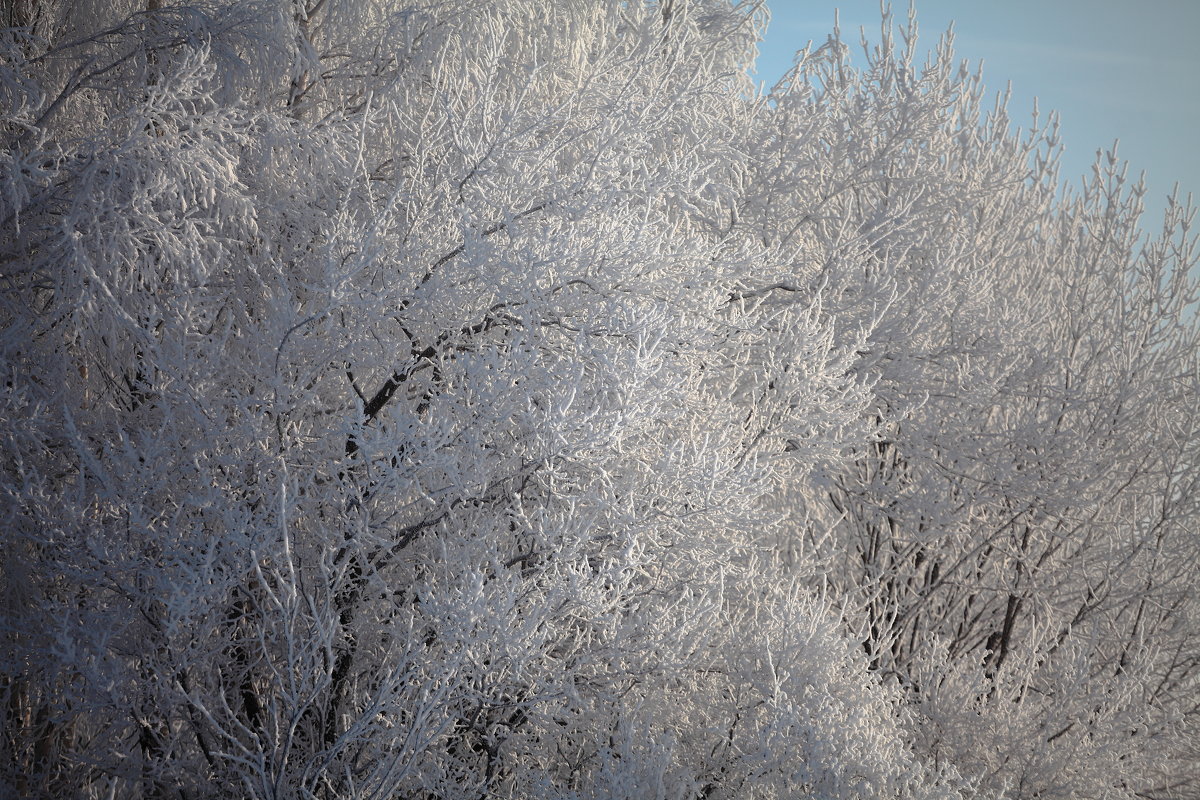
[2, 2, 1196, 798]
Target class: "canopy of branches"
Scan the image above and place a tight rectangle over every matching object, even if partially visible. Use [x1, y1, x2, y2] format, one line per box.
[2, 2, 1197, 799]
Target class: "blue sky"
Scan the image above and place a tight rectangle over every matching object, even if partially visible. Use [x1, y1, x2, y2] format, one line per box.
[754, 1, 1200, 227]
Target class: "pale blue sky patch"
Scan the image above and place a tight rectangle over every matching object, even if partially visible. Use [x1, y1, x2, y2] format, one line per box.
[756, 1, 1200, 227]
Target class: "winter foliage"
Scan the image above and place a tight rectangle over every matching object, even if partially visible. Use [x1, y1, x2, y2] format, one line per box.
[1, 1, 1197, 798]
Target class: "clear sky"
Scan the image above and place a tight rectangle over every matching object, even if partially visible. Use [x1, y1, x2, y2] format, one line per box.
[754, 1, 1200, 228]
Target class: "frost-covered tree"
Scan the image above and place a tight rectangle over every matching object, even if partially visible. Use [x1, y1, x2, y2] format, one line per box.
[0, 2, 952, 798]
[737, 9, 1200, 799]
[1, 2, 1197, 800]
